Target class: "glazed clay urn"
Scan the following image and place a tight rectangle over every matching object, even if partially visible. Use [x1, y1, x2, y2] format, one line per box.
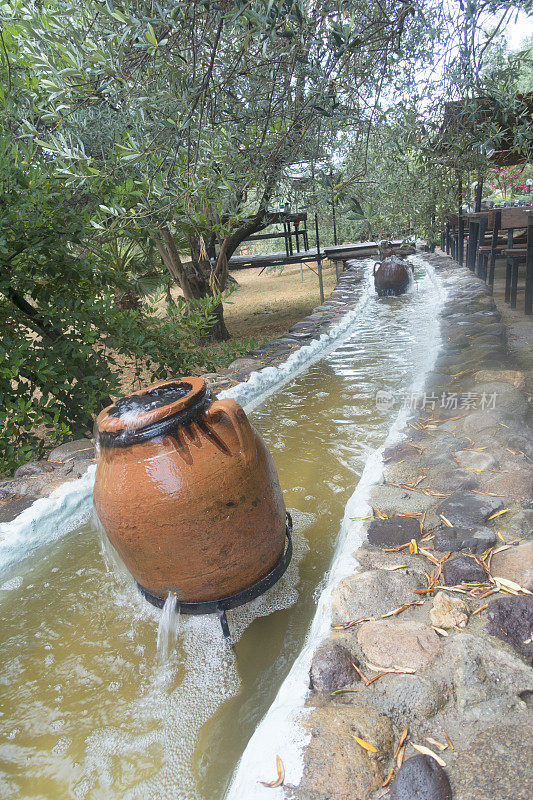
[93, 378, 287, 603]
[373, 255, 413, 296]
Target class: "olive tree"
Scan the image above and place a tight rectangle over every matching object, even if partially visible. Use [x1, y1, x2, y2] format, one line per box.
[0, 18, 241, 474]
[15, 0, 434, 338]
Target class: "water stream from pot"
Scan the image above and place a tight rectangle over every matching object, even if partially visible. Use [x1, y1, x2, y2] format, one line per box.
[156, 595, 180, 662]
[0, 260, 443, 800]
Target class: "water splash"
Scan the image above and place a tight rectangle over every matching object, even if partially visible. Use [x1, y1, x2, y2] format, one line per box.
[156, 594, 179, 662]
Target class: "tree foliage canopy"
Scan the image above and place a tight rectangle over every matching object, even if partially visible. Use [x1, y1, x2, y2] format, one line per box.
[0, 0, 531, 473]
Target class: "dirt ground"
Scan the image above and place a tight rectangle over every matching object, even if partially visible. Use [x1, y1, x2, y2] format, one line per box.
[115, 260, 338, 395]
[215, 260, 337, 343]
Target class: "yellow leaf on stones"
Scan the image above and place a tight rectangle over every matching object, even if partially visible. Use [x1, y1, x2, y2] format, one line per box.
[487, 508, 510, 520]
[495, 577, 532, 595]
[382, 768, 395, 787]
[411, 743, 446, 767]
[351, 735, 377, 753]
[396, 743, 406, 768]
[425, 737, 448, 751]
[394, 725, 409, 760]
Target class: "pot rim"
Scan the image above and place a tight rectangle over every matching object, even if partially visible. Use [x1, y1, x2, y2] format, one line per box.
[96, 377, 207, 435]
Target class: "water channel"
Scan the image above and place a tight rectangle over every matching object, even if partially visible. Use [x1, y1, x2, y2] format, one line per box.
[0, 260, 443, 800]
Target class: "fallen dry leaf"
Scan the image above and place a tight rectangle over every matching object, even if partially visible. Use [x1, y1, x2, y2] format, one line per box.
[331, 616, 371, 630]
[381, 600, 424, 618]
[492, 544, 512, 555]
[439, 585, 469, 594]
[471, 603, 488, 616]
[494, 576, 532, 595]
[372, 505, 388, 520]
[352, 663, 370, 686]
[408, 442, 424, 452]
[432, 625, 449, 637]
[422, 489, 451, 498]
[366, 663, 416, 675]
[443, 732, 454, 750]
[396, 743, 406, 768]
[479, 587, 499, 599]
[411, 743, 446, 767]
[396, 511, 423, 518]
[259, 755, 285, 788]
[394, 726, 409, 760]
[425, 737, 447, 751]
[418, 547, 440, 565]
[439, 514, 454, 528]
[382, 768, 395, 788]
[443, 731, 455, 750]
[366, 671, 390, 686]
[351, 735, 377, 753]
[487, 508, 510, 521]
[382, 564, 409, 571]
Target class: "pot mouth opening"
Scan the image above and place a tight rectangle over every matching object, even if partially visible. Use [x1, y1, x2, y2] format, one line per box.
[96, 377, 209, 440]
[107, 381, 193, 419]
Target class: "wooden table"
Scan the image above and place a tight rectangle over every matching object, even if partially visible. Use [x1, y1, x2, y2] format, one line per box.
[462, 206, 533, 314]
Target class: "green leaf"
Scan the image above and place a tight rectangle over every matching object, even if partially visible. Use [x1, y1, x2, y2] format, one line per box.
[110, 10, 129, 23]
[144, 23, 158, 46]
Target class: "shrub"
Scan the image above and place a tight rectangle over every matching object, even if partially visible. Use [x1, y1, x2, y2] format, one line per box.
[0, 143, 245, 474]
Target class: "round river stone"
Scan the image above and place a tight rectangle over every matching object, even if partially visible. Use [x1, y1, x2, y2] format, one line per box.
[309, 641, 359, 692]
[486, 595, 533, 663]
[442, 554, 487, 585]
[391, 754, 452, 800]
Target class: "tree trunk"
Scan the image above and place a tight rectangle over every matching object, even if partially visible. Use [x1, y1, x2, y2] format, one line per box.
[208, 301, 230, 341]
[151, 226, 231, 342]
[151, 184, 277, 343]
[152, 226, 196, 300]
[189, 234, 231, 341]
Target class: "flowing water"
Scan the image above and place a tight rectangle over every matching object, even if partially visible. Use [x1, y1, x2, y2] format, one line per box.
[156, 595, 179, 663]
[0, 261, 443, 800]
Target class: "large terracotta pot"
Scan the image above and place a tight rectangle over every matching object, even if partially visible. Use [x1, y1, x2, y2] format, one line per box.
[373, 256, 412, 296]
[93, 378, 287, 603]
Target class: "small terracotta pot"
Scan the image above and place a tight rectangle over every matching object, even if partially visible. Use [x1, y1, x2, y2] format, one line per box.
[93, 378, 287, 603]
[373, 256, 412, 296]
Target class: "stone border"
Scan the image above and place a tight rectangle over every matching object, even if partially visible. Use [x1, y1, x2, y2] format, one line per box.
[206, 260, 369, 394]
[294, 251, 532, 800]
[0, 260, 371, 526]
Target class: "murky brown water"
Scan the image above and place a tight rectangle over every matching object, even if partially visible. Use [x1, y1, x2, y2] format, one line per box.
[0, 262, 441, 800]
